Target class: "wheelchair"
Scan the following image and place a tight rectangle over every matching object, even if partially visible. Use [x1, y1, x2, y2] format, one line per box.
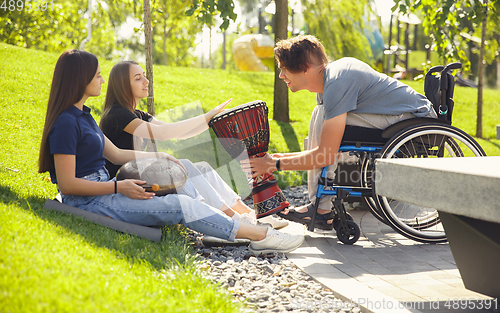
[308, 63, 487, 245]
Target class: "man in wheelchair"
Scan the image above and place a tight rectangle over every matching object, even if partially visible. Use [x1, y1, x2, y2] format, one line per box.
[241, 35, 438, 231]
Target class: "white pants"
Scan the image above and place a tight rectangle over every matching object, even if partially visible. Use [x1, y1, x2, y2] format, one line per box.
[305, 106, 438, 210]
[180, 160, 241, 211]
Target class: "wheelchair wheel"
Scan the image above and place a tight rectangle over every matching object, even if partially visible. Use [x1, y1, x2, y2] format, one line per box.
[336, 220, 360, 245]
[373, 123, 486, 244]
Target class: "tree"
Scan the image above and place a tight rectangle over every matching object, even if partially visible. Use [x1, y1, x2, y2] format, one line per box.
[273, 0, 289, 123]
[476, 0, 488, 138]
[301, 0, 376, 65]
[144, 0, 154, 116]
[393, 0, 500, 138]
[152, 0, 202, 66]
[0, 0, 118, 59]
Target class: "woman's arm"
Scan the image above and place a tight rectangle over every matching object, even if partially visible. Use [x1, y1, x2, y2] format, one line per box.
[123, 99, 231, 141]
[54, 153, 154, 199]
[126, 115, 207, 140]
[149, 116, 210, 139]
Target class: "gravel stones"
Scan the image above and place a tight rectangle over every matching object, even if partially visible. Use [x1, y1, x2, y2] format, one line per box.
[188, 185, 360, 313]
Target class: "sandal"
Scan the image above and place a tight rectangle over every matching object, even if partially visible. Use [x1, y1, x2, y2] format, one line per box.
[278, 204, 334, 231]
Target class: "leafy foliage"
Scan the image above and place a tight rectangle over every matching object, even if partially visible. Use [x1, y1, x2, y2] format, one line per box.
[301, 0, 377, 64]
[186, 0, 237, 30]
[0, 0, 117, 59]
[393, 0, 500, 73]
[151, 0, 202, 66]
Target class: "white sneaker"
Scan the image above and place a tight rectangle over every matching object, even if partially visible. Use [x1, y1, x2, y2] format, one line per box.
[249, 228, 304, 254]
[233, 212, 257, 225]
[241, 212, 257, 225]
[258, 215, 289, 230]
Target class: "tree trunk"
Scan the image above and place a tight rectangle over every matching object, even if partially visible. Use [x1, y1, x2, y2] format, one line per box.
[476, 0, 488, 138]
[144, 0, 155, 116]
[273, 0, 289, 123]
[386, 14, 393, 75]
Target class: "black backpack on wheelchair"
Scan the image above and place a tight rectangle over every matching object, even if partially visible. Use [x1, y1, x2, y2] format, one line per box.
[424, 63, 462, 123]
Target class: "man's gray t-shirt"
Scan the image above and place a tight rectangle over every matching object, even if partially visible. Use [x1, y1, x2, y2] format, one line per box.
[318, 57, 433, 120]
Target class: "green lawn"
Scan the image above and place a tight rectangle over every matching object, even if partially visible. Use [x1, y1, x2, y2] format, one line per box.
[1, 42, 499, 312]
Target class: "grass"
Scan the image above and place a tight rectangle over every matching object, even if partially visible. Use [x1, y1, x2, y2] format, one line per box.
[0, 43, 242, 313]
[0, 42, 499, 312]
[0, 201, 233, 313]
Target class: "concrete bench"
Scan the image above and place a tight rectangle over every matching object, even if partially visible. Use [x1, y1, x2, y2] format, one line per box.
[375, 156, 500, 299]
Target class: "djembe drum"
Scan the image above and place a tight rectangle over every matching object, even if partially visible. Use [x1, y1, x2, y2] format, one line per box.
[208, 100, 289, 218]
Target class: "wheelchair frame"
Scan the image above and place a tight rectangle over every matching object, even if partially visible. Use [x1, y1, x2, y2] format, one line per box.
[308, 63, 487, 245]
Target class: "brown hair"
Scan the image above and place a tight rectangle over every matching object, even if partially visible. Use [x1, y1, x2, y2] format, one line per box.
[99, 61, 138, 129]
[38, 50, 99, 174]
[274, 35, 329, 73]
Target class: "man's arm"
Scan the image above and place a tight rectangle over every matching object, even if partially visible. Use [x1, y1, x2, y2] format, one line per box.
[243, 113, 347, 176]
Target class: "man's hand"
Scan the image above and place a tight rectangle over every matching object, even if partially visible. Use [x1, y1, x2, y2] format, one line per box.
[240, 153, 276, 178]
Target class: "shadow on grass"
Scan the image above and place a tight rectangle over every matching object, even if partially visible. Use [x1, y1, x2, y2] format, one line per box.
[482, 138, 500, 152]
[276, 120, 301, 153]
[0, 185, 199, 272]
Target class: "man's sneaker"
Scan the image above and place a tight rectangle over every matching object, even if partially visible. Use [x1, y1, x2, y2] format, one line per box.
[249, 228, 304, 254]
[258, 215, 289, 230]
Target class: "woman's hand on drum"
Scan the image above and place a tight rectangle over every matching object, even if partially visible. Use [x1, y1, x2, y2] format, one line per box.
[205, 98, 232, 122]
[157, 152, 187, 172]
[240, 153, 276, 178]
[118, 179, 155, 200]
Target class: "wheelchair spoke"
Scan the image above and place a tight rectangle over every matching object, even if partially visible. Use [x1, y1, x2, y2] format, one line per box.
[373, 124, 486, 243]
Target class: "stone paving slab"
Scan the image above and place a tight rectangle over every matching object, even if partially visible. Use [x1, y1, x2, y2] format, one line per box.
[286, 208, 495, 313]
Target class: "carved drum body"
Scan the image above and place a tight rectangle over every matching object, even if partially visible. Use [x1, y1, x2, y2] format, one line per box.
[209, 100, 289, 217]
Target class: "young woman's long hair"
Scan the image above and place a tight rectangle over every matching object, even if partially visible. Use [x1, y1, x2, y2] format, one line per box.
[38, 50, 99, 174]
[99, 61, 138, 129]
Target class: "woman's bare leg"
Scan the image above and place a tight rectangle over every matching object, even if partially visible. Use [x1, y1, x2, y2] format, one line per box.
[235, 223, 267, 241]
[231, 199, 253, 214]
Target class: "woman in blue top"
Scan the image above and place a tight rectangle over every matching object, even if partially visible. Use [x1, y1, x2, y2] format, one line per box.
[38, 50, 303, 254]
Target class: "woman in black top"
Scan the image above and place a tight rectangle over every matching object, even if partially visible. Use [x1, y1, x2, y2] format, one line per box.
[99, 61, 289, 229]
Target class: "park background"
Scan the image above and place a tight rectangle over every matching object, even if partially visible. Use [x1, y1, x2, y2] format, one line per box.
[1, 0, 500, 312]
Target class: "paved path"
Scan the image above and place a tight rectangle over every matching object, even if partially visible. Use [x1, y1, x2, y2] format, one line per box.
[286, 207, 495, 313]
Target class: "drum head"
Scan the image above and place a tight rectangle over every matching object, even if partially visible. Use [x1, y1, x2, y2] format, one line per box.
[116, 158, 187, 196]
[209, 100, 267, 125]
[208, 100, 269, 158]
